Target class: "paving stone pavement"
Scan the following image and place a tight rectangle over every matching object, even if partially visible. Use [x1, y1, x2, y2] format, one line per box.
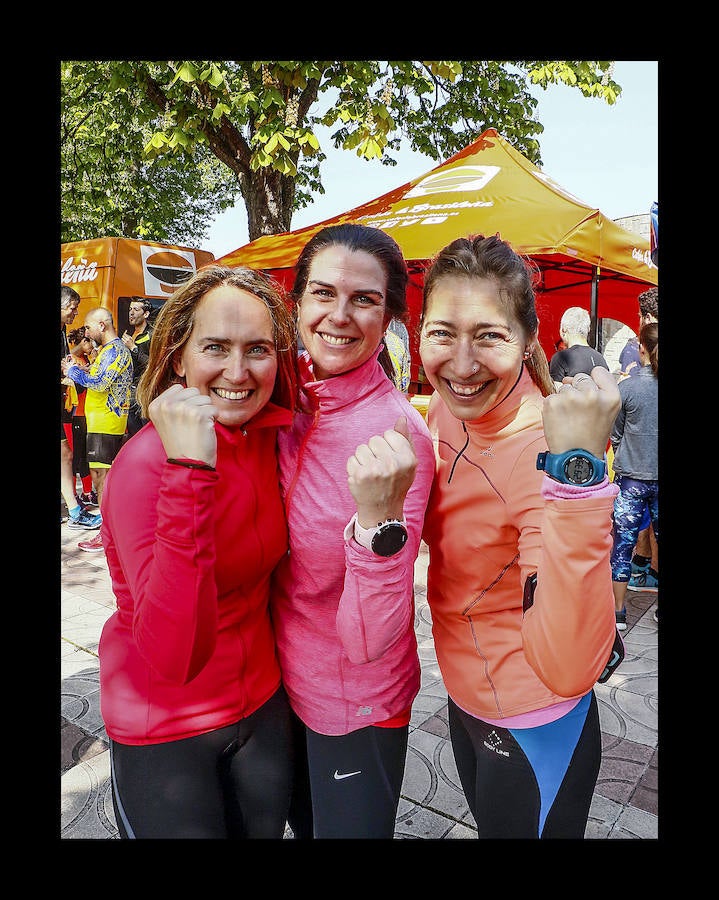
[61, 521, 658, 840]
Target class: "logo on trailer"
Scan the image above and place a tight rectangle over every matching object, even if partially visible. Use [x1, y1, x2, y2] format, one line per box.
[61, 256, 99, 285]
[141, 246, 196, 295]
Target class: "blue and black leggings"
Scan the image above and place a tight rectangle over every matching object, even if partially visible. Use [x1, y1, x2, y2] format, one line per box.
[448, 691, 601, 839]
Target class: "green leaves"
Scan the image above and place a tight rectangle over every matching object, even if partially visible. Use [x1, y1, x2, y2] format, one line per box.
[526, 60, 620, 105]
[200, 63, 225, 88]
[61, 59, 621, 245]
[356, 136, 384, 160]
[146, 133, 168, 151]
[171, 61, 200, 85]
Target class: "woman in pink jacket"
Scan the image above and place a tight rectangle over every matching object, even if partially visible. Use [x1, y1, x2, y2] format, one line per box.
[98, 266, 298, 838]
[419, 235, 622, 838]
[271, 224, 435, 839]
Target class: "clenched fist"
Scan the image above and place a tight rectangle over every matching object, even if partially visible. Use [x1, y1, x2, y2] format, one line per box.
[542, 367, 621, 459]
[347, 416, 417, 527]
[149, 383, 218, 468]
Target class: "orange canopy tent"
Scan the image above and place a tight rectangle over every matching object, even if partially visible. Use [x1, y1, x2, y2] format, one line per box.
[216, 128, 657, 386]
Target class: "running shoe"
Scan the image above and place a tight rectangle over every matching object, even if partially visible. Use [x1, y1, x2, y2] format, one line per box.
[78, 533, 104, 552]
[67, 508, 102, 530]
[78, 490, 99, 509]
[615, 608, 627, 631]
[627, 570, 658, 593]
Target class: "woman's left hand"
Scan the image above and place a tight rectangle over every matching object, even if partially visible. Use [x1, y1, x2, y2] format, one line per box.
[347, 416, 417, 527]
[542, 367, 621, 458]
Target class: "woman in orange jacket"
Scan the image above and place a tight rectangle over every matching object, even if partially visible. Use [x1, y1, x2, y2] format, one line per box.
[419, 235, 622, 839]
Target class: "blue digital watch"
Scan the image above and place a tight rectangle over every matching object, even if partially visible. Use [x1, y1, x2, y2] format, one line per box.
[536, 449, 606, 486]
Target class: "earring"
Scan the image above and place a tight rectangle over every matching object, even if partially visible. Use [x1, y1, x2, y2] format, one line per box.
[523, 349, 531, 360]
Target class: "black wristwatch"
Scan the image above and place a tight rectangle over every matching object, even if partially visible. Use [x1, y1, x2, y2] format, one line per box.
[370, 520, 409, 557]
[536, 449, 606, 486]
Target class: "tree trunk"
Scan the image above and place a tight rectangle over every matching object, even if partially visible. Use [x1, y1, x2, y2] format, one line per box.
[246, 168, 295, 242]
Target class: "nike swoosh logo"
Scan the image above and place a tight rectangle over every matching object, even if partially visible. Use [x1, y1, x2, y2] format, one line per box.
[333, 769, 361, 780]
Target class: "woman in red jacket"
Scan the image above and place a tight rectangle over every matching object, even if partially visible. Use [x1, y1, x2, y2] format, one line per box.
[98, 265, 298, 839]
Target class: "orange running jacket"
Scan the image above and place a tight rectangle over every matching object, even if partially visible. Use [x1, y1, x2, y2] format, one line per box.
[422, 368, 618, 720]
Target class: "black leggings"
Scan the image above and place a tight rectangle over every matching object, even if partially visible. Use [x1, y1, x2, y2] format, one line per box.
[287, 711, 408, 839]
[448, 691, 601, 839]
[72, 416, 90, 479]
[110, 687, 294, 839]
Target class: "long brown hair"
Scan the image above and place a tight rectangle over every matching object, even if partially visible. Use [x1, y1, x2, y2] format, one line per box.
[639, 321, 659, 377]
[136, 265, 298, 417]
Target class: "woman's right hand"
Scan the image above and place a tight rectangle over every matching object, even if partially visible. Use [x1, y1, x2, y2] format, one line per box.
[149, 383, 218, 468]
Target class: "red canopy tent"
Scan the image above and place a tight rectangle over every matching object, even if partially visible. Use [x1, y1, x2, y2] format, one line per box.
[216, 128, 657, 388]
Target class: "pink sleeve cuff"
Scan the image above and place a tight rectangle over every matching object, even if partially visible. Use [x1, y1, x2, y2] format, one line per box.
[540, 474, 618, 500]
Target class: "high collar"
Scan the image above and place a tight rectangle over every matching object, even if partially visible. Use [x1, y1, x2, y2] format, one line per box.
[298, 345, 390, 413]
[455, 365, 541, 437]
[215, 401, 293, 446]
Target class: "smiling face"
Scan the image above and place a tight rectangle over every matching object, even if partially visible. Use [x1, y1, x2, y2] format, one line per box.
[420, 274, 532, 421]
[297, 245, 391, 380]
[172, 284, 278, 428]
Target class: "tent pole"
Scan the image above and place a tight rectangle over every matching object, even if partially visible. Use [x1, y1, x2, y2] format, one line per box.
[589, 266, 600, 351]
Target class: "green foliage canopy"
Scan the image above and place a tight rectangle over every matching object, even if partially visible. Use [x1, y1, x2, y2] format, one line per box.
[60, 60, 619, 247]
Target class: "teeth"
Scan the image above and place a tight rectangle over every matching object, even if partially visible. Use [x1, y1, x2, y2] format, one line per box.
[214, 388, 250, 400]
[449, 381, 486, 396]
[320, 333, 354, 345]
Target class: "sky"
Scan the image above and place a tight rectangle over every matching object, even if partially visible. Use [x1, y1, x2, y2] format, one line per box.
[204, 60, 658, 260]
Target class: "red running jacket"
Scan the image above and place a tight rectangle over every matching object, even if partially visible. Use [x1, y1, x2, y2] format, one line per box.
[98, 405, 291, 745]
